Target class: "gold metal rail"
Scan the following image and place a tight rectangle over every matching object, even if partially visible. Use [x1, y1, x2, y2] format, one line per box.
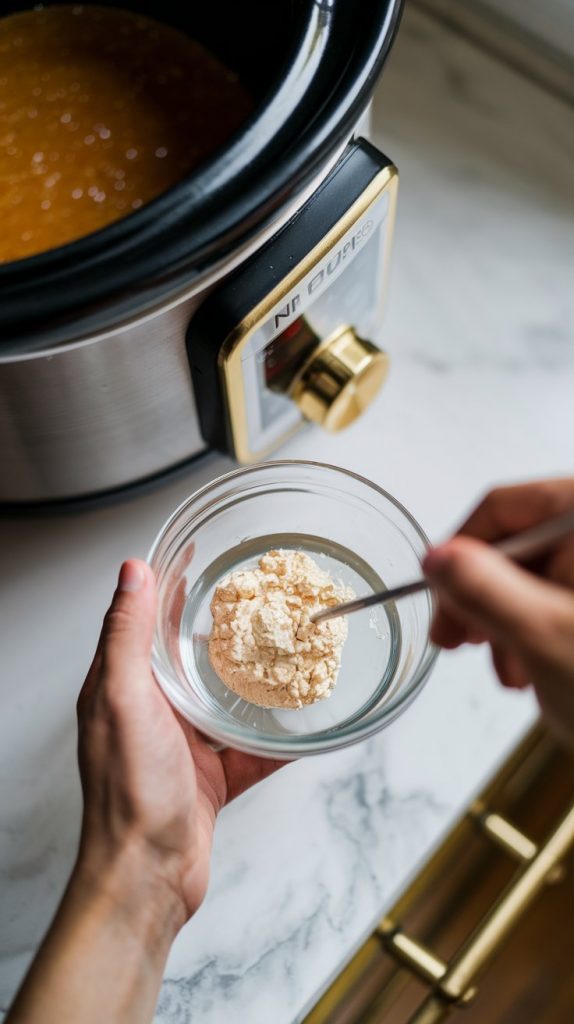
[304, 726, 574, 1024]
[385, 803, 574, 1022]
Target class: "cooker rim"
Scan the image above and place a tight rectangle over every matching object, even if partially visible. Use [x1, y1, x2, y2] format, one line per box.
[0, 0, 403, 345]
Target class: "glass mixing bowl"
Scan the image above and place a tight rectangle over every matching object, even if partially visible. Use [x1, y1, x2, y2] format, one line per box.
[148, 461, 438, 758]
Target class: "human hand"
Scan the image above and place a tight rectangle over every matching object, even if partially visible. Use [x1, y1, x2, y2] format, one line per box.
[423, 479, 574, 741]
[76, 559, 285, 930]
[6, 561, 285, 1024]
[5, 565, 284, 1024]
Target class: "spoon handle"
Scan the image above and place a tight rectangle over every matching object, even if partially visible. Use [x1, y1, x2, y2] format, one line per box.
[312, 507, 574, 625]
[495, 508, 574, 561]
[312, 579, 429, 624]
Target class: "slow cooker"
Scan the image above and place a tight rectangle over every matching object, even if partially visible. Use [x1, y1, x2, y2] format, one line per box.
[0, 0, 403, 506]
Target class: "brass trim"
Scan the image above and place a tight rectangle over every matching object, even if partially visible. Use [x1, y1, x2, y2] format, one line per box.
[387, 727, 551, 927]
[218, 165, 399, 463]
[289, 325, 390, 431]
[404, 800, 574, 1023]
[376, 922, 449, 987]
[468, 807, 563, 883]
[303, 725, 574, 1024]
[404, 994, 453, 1024]
[432, 801, 574, 1006]
[469, 806, 538, 862]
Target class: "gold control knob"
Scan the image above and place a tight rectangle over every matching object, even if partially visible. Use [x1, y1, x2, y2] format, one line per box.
[289, 325, 389, 432]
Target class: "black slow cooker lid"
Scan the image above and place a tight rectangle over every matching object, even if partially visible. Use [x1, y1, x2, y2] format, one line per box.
[0, 0, 403, 344]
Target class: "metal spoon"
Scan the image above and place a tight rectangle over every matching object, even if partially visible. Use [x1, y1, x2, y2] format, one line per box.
[311, 507, 574, 625]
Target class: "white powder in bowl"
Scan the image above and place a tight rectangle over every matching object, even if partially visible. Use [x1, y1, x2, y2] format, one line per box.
[208, 549, 354, 709]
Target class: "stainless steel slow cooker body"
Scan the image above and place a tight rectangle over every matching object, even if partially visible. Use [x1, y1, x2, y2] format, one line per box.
[0, 0, 403, 506]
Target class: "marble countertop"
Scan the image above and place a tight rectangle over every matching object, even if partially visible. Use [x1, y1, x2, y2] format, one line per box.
[1, 8, 573, 1022]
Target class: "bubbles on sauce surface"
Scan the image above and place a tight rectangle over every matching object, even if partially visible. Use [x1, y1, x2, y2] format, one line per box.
[0, 5, 253, 262]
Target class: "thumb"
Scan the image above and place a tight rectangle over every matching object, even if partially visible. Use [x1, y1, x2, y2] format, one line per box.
[99, 559, 157, 674]
[423, 537, 570, 657]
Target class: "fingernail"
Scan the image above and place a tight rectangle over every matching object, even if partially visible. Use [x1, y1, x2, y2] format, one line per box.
[423, 545, 451, 579]
[118, 561, 145, 592]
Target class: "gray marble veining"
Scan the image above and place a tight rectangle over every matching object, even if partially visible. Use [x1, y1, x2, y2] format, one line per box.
[1, 7, 573, 1024]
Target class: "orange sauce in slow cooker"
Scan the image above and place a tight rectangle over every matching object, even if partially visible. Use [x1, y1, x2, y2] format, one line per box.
[0, 5, 253, 263]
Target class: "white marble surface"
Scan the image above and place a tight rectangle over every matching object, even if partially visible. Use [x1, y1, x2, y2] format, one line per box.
[1, 8, 574, 1022]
